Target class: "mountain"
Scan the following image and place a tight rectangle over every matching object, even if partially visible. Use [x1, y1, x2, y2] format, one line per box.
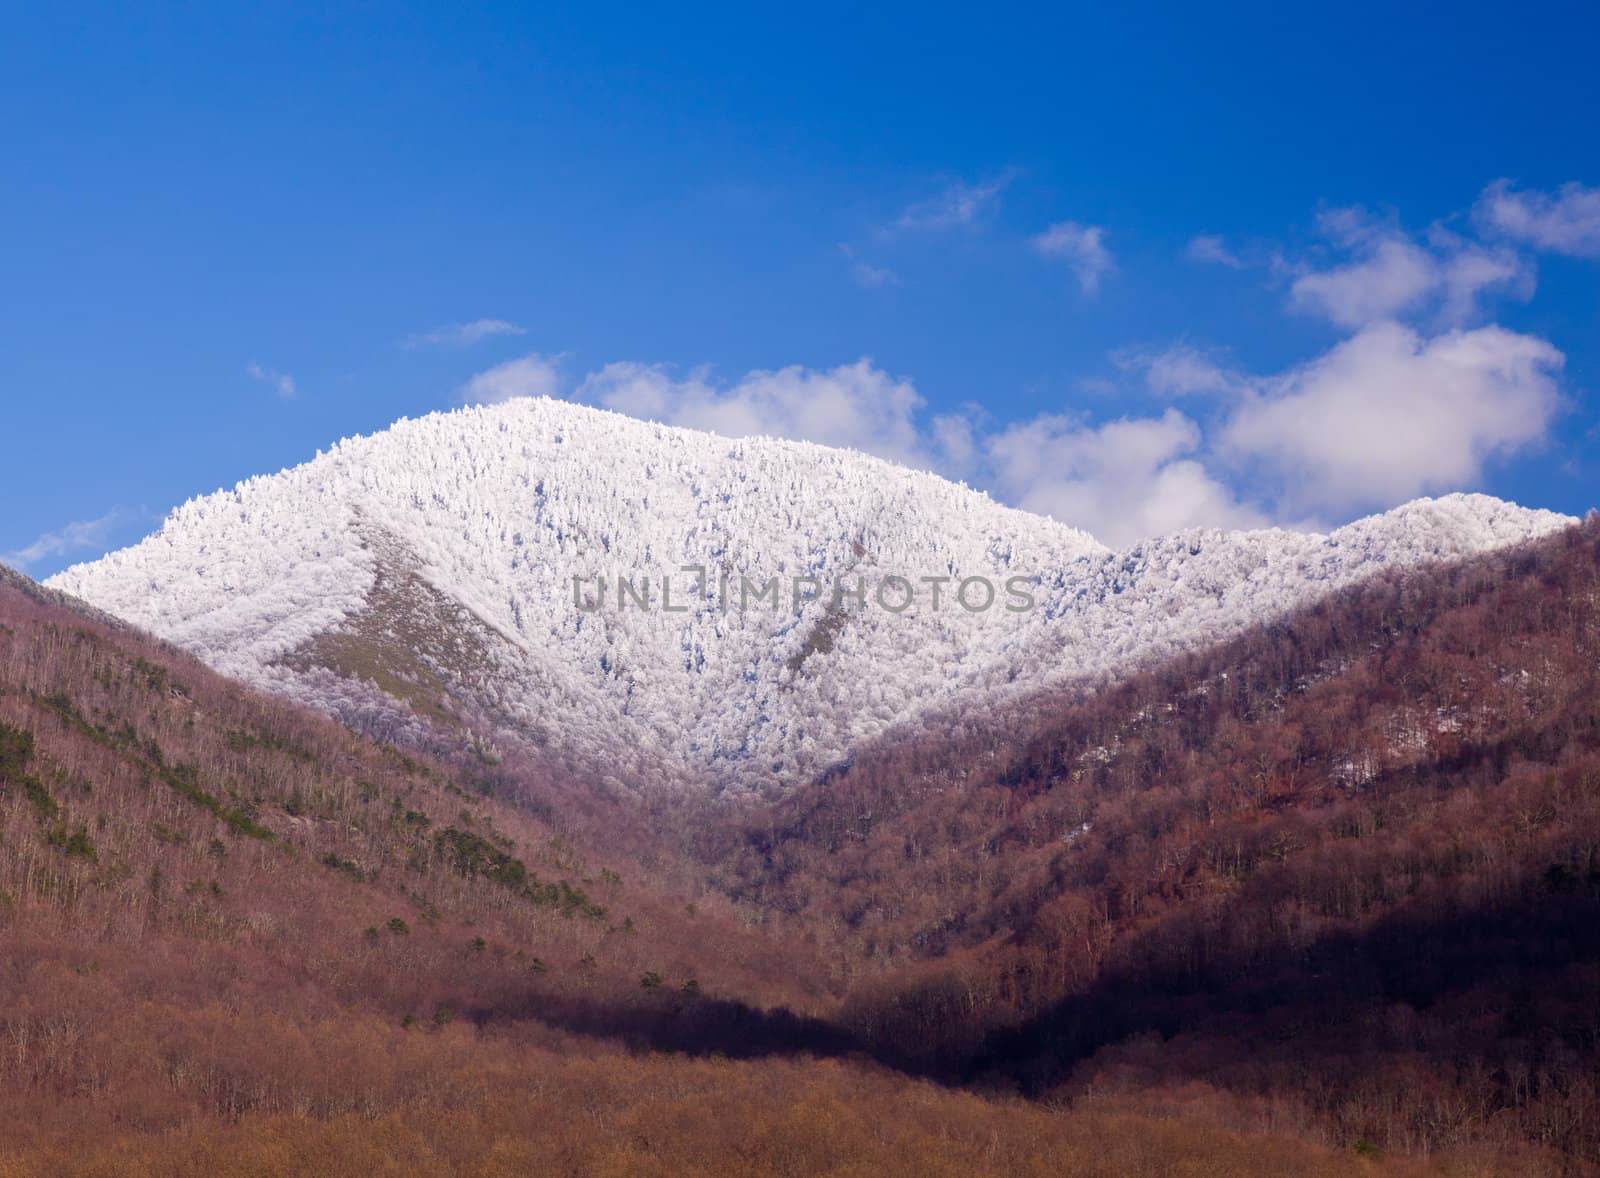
[0, 555, 1420, 1176]
[9, 504, 1600, 1172]
[711, 520, 1600, 1165]
[47, 397, 1575, 795]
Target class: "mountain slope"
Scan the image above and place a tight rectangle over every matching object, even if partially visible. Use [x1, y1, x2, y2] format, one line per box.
[8, 516, 1600, 1172]
[49, 397, 1575, 792]
[0, 561, 1425, 1177]
[707, 519, 1600, 1164]
[13, 512, 1600, 1172]
[0, 556, 826, 1019]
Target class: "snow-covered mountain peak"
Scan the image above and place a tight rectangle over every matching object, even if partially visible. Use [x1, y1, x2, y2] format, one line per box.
[49, 397, 1577, 792]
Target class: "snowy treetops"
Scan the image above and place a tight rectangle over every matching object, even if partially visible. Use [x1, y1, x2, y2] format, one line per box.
[49, 396, 1577, 793]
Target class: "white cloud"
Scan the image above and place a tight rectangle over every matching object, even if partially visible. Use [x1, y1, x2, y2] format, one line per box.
[1290, 208, 1531, 328]
[461, 353, 564, 404]
[1292, 235, 1439, 327]
[4, 510, 125, 571]
[1477, 179, 1600, 257]
[1437, 241, 1531, 325]
[930, 412, 978, 470]
[247, 362, 297, 400]
[1032, 221, 1113, 294]
[893, 174, 1012, 232]
[578, 359, 931, 468]
[407, 319, 526, 348]
[985, 410, 1266, 547]
[1187, 234, 1243, 267]
[1120, 344, 1241, 396]
[1222, 320, 1562, 513]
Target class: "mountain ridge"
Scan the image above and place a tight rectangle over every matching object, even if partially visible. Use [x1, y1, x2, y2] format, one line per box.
[47, 397, 1577, 793]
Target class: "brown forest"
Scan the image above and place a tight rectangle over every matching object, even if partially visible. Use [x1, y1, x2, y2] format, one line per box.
[5, 522, 1600, 1173]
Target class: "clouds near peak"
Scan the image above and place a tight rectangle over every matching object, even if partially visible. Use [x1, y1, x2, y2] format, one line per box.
[460, 353, 563, 404]
[1222, 321, 1562, 513]
[986, 410, 1266, 546]
[455, 319, 1563, 550]
[578, 359, 930, 468]
[577, 352, 1266, 548]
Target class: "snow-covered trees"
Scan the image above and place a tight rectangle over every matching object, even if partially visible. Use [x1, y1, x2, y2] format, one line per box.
[47, 396, 1575, 793]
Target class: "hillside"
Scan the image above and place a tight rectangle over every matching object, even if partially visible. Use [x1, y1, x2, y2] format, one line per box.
[703, 518, 1600, 1164]
[47, 398, 1573, 794]
[0, 555, 1438, 1176]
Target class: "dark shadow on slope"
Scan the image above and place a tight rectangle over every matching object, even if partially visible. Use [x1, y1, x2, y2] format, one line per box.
[966, 865, 1600, 1139]
[463, 988, 895, 1070]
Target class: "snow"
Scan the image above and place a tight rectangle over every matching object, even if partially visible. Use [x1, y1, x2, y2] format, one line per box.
[47, 396, 1578, 793]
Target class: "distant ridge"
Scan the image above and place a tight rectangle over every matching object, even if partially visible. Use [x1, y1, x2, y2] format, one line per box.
[49, 397, 1577, 793]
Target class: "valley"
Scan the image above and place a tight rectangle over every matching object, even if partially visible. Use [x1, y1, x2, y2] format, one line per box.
[6, 477, 1600, 1172]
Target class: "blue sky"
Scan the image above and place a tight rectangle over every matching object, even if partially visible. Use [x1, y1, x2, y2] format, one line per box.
[4, 1, 1598, 571]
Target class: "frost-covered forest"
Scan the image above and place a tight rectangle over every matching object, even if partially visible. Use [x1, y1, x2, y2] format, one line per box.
[49, 398, 1575, 792]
